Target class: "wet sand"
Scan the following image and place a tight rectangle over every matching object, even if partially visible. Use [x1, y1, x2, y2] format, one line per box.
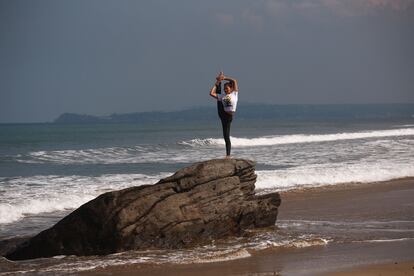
[331, 261, 414, 276]
[82, 177, 414, 275]
[278, 177, 414, 222]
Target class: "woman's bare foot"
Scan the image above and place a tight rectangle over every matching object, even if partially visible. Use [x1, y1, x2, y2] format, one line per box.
[225, 155, 231, 159]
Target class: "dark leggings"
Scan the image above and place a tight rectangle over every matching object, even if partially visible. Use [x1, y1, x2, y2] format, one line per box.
[216, 83, 233, 156]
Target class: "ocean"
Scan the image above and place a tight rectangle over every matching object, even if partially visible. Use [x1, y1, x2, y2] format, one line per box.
[1, 113, 414, 273]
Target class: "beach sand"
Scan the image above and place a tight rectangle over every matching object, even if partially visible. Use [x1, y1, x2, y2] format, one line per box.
[77, 178, 414, 275]
[331, 261, 414, 276]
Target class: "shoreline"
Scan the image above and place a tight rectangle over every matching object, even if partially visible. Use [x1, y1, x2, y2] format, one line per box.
[78, 177, 414, 275]
[280, 176, 414, 194]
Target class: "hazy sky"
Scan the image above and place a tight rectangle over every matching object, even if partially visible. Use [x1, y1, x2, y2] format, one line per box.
[1, 0, 413, 123]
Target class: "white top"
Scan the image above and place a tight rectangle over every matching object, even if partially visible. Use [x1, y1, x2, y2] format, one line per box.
[218, 91, 238, 112]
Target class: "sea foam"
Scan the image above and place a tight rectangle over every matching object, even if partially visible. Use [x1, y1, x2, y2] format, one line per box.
[255, 161, 414, 190]
[13, 128, 414, 165]
[181, 128, 414, 147]
[0, 173, 170, 225]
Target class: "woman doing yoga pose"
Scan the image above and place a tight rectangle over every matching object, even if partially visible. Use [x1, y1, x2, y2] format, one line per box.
[209, 72, 239, 158]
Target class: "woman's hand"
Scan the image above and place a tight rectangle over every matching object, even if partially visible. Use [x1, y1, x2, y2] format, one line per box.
[216, 71, 224, 82]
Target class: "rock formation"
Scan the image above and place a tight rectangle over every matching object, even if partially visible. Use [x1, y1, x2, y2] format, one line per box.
[5, 159, 281, 260]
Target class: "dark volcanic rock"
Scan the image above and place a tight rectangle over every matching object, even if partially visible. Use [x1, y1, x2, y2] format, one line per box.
[5, 159, 281, 260]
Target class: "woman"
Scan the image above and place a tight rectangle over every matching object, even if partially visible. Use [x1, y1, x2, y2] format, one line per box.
[209, 72, 239, 158]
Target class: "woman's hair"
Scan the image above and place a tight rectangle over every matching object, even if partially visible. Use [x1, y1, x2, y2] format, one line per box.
[224, 81, 233, 89]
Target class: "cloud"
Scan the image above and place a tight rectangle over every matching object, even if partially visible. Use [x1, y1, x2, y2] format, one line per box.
[264, 0, 290, 17]
[214, 12, 235, 26]
[320, 0, 414, 15]
[361, 0, 414, 10]
[213, 8, 264, 31]
[241, 9, 264, 30]
[263, 0, 414, 17]
[211, 0, 413, 32]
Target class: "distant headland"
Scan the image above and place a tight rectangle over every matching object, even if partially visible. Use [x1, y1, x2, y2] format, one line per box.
[53, 103, 414, 124]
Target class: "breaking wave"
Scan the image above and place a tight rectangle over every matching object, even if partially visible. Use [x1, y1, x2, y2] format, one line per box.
[0, 173, 170, 225]
[181, 128, 414, 147]
[255, 161, 414, 190]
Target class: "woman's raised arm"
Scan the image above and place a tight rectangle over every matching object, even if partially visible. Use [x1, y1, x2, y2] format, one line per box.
[224, 76, 238, 92]
[209, 83, 218, 99]
[210, 73, 224, 99]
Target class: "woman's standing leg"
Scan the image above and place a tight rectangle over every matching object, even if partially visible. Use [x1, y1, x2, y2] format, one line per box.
[221, 114, 233, 157]
[217, 83, 233, 157]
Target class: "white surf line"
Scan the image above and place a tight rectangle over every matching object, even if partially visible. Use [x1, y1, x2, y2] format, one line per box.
[353, 238, 414, 243]
[182, 128, 414, 147]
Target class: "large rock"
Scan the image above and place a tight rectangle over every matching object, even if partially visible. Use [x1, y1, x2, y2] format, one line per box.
[5, 159, 281, 260]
